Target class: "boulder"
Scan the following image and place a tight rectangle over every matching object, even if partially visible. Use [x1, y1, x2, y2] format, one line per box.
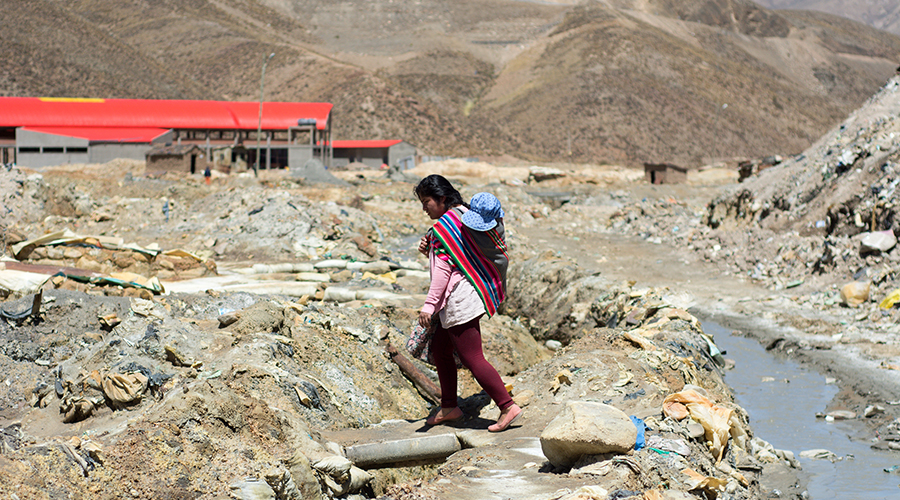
[840, 281, 870, 306]
[860, 230, 897, 253]
[540, 401, 636, 467]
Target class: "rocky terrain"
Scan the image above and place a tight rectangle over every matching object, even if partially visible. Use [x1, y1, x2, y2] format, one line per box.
[4, 2, 900, 499]
[3, 0, 900, 165]
[4, 68, 900, 495]
[0, 158, 804, 499]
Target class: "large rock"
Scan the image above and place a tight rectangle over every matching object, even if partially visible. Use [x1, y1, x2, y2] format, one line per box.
[540, 401, 636, 467]
[860, 230, 897, 253]
[840, 281, 870, 306]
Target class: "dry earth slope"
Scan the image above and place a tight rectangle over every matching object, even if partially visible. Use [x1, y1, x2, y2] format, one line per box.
[2, 0, 900, 165]
[756, 0, 900, 36]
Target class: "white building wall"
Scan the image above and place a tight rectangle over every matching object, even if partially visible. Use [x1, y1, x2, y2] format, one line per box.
[388, 141, 417, 169]
[89, 144, 153, 164]
[15, 128, 89, 168]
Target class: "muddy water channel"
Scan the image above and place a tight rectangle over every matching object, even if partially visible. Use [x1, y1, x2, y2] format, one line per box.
[703, 321, 900, 499]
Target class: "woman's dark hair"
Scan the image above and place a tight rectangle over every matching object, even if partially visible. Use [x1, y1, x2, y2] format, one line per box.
[414, 174, 468, 208]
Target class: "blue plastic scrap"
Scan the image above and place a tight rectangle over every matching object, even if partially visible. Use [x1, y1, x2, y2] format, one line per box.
[630, 415, 646, 450]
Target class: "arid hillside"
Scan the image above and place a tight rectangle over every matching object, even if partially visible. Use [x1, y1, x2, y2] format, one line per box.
[757, 0, 900, 36]
[2, 0, 900, 165]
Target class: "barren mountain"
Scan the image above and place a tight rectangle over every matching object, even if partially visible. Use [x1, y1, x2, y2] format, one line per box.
[2, 0, 899, 165]
[757, 0, 900, 36]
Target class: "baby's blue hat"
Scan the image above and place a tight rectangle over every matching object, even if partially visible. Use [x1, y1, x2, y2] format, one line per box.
[462, 192, 504, 231]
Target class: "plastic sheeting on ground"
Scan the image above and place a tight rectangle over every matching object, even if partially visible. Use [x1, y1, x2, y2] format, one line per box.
[663, 389, 734, 464]
[12, 228, 160, 259]
[0, 269, 52, 296]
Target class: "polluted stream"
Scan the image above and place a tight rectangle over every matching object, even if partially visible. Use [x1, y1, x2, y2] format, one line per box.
[703, 321, 900, 499]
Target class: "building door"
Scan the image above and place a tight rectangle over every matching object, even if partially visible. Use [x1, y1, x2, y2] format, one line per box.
[190, 155, 196, 174]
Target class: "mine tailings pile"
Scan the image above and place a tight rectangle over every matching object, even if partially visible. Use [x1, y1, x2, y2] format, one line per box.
[0, 242, 806, 499]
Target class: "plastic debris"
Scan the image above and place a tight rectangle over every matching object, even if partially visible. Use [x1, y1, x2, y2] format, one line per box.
[879, 289, 900, 309]
[663, 389, 734, 463]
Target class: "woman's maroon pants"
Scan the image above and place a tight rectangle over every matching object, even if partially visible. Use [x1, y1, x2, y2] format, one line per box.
[431, 316, 513, 411]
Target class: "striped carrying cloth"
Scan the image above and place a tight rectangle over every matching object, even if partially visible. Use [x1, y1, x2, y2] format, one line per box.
[430, 208, 508, 317]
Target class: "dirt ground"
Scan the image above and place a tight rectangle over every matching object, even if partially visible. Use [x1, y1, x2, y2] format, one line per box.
[2, 139, 899, 499]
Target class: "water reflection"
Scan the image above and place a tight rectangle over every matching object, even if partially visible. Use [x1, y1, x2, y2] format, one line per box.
[702, 321, 900, 500]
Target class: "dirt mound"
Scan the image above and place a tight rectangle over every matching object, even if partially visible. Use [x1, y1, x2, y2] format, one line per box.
[0, 285, 547, 498]
[707, 74, 900, 247]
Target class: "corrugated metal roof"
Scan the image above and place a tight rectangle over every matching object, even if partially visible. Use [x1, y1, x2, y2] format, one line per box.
[331, 140, 402, 149]
[22, 126, 170, 143]
[1, 97, 332, 131]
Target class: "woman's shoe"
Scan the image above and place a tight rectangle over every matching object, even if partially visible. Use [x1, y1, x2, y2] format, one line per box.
[426, 407, 463, 426]
[488, 404, 522, 432]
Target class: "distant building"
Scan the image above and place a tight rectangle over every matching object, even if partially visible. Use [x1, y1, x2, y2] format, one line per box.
[12, 125, 173, 168]
[643, 162, 688, 184]
[331, 140, 417, 169]
[0, 97, 334, 170]
[146, 144, 205, 174]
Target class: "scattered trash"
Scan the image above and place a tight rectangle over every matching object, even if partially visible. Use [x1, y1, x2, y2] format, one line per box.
[864, 404, 884, 417]
[860, 231, 897, 253]
[646, 435, 691, 456]
[630, 416, 646, 450]
[821, 410, 856, 420]
[663, 389, 740, 463]
[101, 371, 148, 406]
[879, 289, 900, 309]
[550, 369, 573, 393]
[799, 449, 838, 461]
[682, 468, 727, 497]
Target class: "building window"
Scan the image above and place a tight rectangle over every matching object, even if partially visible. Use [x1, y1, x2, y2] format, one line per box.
[43, 147, 64, 153]
[66, 147, 88, 153]
[18, 147, 39, 153]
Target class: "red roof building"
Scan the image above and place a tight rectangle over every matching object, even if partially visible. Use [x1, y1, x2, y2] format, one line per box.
[0, 97, 334, 170]
[0, 97, 417, 172]
[0, 97, 332, 131]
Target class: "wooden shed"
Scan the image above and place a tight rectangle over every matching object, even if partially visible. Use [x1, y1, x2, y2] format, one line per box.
[146, 144, 205, 174]
[644, 162, 688, 184]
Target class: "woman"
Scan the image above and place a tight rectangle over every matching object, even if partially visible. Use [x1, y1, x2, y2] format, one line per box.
[415, 175, 522, 432]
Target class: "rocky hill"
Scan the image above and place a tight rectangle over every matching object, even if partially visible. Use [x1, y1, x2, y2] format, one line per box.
[2, 0, 899, 165]
[757, 0, 900, 36]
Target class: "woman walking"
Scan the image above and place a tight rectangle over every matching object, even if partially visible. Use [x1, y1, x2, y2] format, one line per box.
[415, 175, 522, 432]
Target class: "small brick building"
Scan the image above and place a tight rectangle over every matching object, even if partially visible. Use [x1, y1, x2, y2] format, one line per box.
[644, 162, 688, 184]
[146, 144, 205, 174]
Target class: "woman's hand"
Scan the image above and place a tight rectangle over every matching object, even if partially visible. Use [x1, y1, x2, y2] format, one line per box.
[418, 236, 429, 256]
[418, 310, 432, 328]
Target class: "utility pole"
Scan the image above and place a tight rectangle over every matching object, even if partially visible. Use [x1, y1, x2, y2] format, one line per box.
[255, 52, 275, 177]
